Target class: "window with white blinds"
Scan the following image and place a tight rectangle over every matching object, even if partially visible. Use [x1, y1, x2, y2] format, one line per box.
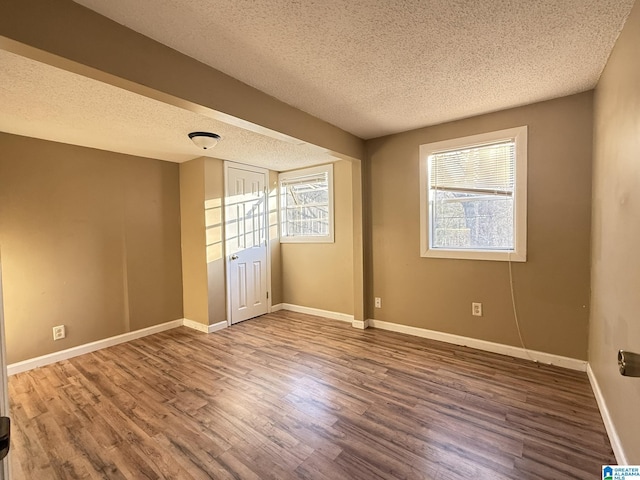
[419, 126, 527, 262]
[279, 164, 334, 243]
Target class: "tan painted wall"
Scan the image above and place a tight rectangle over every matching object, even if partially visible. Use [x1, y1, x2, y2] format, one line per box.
[268, 170, 283, 306]
[281, 160, 354, 315]
[590, 0, 640, 463]
[350, 160, 365, 321]
[365, 92, 593, 360]
[179, 158, 208, 325]
[0, 0, 365, 162]
[204, 158, 227, 324]
[1, 0, 368, 326]
[0, 133, 183, 363]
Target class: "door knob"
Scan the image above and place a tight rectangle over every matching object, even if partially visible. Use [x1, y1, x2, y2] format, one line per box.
[230, 254, 239, 260]
[619, 350, 640, 377]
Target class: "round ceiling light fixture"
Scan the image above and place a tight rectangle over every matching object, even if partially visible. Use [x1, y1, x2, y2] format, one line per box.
[188, 131, 221, 149]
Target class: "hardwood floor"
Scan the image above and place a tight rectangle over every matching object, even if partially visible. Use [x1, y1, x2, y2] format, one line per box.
[9, 311, 614, 479]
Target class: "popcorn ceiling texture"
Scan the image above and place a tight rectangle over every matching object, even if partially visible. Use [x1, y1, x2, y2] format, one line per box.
[0, 50, 331, 171]
[73, 0, 635, 139]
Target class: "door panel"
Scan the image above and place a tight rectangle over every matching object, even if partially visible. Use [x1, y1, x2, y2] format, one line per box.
[226, 164, 269, 324]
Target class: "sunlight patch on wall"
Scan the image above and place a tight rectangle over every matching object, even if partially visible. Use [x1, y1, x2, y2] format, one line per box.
[205, 197, 223, 262]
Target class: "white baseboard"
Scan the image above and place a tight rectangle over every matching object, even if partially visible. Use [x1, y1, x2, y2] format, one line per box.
[278, 303, 354, 323]
[352, 319, 369, 330]
[275, 303, 366, 330]
[587, 365, 627, 464]
[181, 318, 229, 334]
[182, 318, 209, 333]
[208, 320, 228, 333]
[8, 319, 183, 376]
[272, 307, 585, 371]
[8, 318, 230, 376]
[367, 319, 587, 372]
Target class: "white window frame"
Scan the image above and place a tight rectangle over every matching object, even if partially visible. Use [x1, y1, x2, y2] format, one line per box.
[279, 164, 334, 244]
[419, 126, 528, 262]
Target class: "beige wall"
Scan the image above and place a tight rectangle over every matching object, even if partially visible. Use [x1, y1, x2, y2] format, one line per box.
[0, 0, 364, 162]
[0, 133, 183, 364]
[590, 0, 640, 463]
[281, 160, 355, 315]
[268, 170, 283, 306]
[350, 160, 365, 321]
[204, 158, 227, 324]
[365, 92, 593, 360]
[179, 158, 208, 325]
[1, 0, 368, 326]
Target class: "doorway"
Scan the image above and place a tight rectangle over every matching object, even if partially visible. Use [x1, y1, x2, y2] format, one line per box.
[224, 162, 270, 325]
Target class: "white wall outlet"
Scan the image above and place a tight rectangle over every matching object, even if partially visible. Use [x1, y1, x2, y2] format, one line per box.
[472, 302, 483, 317]
[374, 297, 382, 308]
[53, 325, 66, 340]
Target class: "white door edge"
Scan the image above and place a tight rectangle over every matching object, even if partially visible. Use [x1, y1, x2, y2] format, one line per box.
[0, 257, 10, 479]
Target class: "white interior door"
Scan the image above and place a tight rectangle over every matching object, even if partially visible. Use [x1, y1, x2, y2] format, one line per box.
[225, 163, 269, 324]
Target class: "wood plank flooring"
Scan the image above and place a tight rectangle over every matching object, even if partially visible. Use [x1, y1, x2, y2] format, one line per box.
[9, 311, 614, 479]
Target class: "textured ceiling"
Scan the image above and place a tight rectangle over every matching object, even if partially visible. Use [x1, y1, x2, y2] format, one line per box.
[0, 50, 333, 171]
[72, 0, 635, 139]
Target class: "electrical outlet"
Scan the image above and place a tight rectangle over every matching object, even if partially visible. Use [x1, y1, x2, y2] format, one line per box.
[53, 325, 66, 341]
[472, 302, 483, 317]
[374, 297, 382, 308]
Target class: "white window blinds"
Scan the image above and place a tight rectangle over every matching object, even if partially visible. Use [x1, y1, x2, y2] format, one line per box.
[430, 141, 515, 194]
[429, 140, 516, 250]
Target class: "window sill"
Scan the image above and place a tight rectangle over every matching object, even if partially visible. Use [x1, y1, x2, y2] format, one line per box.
[280, 237, 335, 244]
[421, 248, 526, 262]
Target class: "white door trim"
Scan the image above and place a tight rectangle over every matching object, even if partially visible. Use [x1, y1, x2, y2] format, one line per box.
[223, 161, 272, 326]
[0, 258, 10, 479]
